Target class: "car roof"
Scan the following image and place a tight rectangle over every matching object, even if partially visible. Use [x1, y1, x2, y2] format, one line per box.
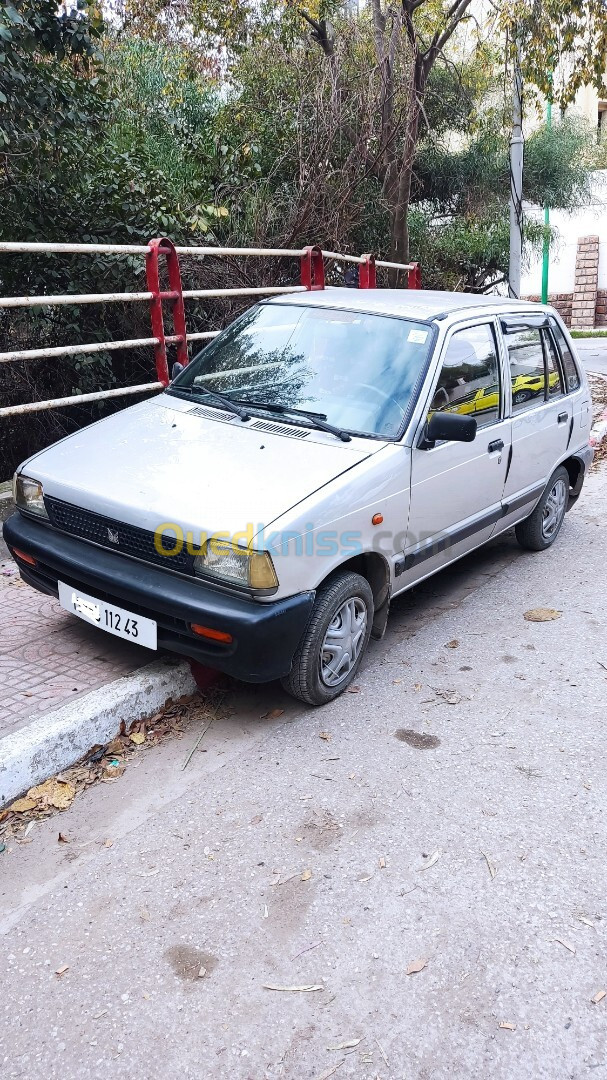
[267, 287, 548, 323]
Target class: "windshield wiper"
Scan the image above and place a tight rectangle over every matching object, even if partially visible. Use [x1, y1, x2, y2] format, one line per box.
[167, 384, 251, 422]
[233, 399, 352, 443]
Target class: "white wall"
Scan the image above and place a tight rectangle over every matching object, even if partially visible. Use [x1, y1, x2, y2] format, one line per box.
[521, 171, 607, 296]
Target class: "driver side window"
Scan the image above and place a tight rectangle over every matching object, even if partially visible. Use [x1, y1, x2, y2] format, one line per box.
[429, 324, 501, 429]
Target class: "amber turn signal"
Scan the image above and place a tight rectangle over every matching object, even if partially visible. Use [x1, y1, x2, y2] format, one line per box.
[190, 623, 233, 644]
[12, 547, 37, 566]
[371, 513, 384, 526]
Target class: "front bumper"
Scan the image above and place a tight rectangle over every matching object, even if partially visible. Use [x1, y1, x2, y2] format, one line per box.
[3, 512, 314, 683]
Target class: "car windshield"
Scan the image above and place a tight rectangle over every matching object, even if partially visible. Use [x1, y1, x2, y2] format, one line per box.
[171, 303, 433, 438]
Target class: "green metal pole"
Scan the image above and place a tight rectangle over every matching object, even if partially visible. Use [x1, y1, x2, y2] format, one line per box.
[541, 93, 552, 304]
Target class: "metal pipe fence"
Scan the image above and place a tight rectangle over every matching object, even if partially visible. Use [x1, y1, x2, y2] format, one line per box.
[0, 238, 420, 418]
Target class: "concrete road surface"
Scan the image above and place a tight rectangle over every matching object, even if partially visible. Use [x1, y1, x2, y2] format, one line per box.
[1, 462, 607, 1080]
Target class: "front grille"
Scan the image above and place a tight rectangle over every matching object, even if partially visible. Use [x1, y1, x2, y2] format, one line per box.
[44, 497, 194, 574]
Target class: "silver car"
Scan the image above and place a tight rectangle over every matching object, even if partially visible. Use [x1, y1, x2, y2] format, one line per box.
[5, 290, 593, 704]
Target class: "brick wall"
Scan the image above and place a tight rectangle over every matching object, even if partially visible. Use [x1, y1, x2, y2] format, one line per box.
[523, 293, 573, 325]
[596, 289, 607, 328]
[570, 235, 599, 330]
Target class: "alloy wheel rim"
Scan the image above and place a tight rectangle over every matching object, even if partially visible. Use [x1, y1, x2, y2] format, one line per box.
[320, 597, 368, 687]
[542, 477, 567, 539]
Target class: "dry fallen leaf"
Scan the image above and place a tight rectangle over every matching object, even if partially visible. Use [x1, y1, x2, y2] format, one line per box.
[103, 838, 113, 848]
[129, 732, 146, 745]
[327, 1039, 361, 1051]
[28, 778, 76, 811]
[378, 856, 386, 869]
[250, 814, 263, 825]
[498, 1022, 516, 1031]
[263, 984, 323, 992]
[445, 639, 460, 649]
[301, 868, 312, 881]
[260, 708, 284, 720]
[55, 964, 69, 976]
[406, 958, 428, 975]
[417, 849, 440, 871]
[346, 686, 361, 694]
[10, 797, 38, 813]
[523, 608, 562, 623]
[319, 732, 331, 741]
[58, 832, 70, 844]
[554, 938, 576, 954]
[591, 990, 606, 1004]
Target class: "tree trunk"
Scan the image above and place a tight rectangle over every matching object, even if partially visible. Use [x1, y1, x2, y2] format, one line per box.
[389, 72, 421, 283]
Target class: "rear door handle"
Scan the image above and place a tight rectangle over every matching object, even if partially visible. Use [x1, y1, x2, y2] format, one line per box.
[557, 411, 569, 424]
[488, 439, 504, 453]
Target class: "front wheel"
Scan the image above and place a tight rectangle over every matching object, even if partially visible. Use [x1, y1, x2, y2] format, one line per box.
[515, 466, 570, 551]
[281, 571, 374, 705]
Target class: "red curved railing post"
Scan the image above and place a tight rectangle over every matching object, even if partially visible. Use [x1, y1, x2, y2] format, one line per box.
[359, 254, 376, 289]
[146, 237, 188, 386]
[300, 245, 325, 290]
[407, 262, 422, 290]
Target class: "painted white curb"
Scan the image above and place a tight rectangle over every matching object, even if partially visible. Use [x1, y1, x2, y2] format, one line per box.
[590, 406, 607, 448]
[0, 658, 196, 807]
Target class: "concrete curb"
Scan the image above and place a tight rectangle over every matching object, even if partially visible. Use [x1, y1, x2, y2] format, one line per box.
[0, 658, 196, 807]
[590, 406, 607, 448]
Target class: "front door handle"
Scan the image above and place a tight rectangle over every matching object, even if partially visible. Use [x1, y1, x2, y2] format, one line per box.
[488, 439, 504, 453]
[557, 411, 569, 424]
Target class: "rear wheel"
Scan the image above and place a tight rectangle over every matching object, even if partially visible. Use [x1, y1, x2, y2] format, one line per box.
[515, 466, 569, 551]
[281, 570, 373, 705]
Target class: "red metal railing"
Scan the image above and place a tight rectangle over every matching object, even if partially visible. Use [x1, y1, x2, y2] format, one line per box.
[0, 240, 421, 415]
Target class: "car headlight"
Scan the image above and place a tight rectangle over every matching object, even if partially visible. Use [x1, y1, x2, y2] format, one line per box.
[194, 541, 278, 592]
[13, 474, 49, 519]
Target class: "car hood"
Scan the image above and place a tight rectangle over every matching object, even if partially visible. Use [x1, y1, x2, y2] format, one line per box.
[27, 394, 374, 541]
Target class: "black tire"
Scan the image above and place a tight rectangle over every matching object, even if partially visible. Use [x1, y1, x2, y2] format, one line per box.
[513, 389, 533, 405]
[281, 570, 374, 705]
[515, 465, 570, 551]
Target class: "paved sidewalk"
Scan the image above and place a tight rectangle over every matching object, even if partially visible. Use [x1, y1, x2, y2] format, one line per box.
[0, 497, 151, 740]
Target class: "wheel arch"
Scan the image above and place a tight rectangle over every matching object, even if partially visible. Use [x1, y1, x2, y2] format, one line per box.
[316, 551, 391, 639]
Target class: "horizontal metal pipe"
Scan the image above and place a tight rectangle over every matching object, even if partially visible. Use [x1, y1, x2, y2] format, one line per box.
[175, 247, 306, 258]
[0, 242, 306, 257]
[186, 331, 221, 342]
[182, 286, 307, 299]
[0, 291, 154, 309]
[321, 250, 365, 265]
[0, 382, 162, 417]
[374, 259, 415, 271]
[0, 241, 155, 255]
[0, 337, 159, 363]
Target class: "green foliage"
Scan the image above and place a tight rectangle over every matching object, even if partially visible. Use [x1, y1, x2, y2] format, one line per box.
[0, 0, 104, 148]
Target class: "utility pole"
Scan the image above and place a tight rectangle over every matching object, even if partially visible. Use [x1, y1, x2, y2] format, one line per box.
[541, 81, 553, 304]
[508, 39, 524, 299]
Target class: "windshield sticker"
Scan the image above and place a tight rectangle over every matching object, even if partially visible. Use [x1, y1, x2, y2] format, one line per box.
[408, 329, 428, 344]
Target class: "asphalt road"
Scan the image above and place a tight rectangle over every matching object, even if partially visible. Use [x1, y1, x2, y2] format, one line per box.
[575, 336, 607, 378]
[1, 457, 606, 1079]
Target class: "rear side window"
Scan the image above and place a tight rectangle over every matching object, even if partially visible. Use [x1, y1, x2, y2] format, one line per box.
[506, 328, 546, 412]
[543, 330, 564, 399]
[550, 321, 581, 392]
[429, 323, 501, 429]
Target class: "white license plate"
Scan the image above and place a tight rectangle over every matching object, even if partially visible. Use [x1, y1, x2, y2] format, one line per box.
[58, 581, 157, 650]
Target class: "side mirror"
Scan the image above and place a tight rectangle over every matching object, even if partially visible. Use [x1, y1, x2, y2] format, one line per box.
[425, 411, 477, 445]
[171, 362, 185, 382]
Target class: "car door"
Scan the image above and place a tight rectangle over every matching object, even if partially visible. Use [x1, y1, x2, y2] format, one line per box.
[396, 319, 512, 588]
[500, 317, 573, 522]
